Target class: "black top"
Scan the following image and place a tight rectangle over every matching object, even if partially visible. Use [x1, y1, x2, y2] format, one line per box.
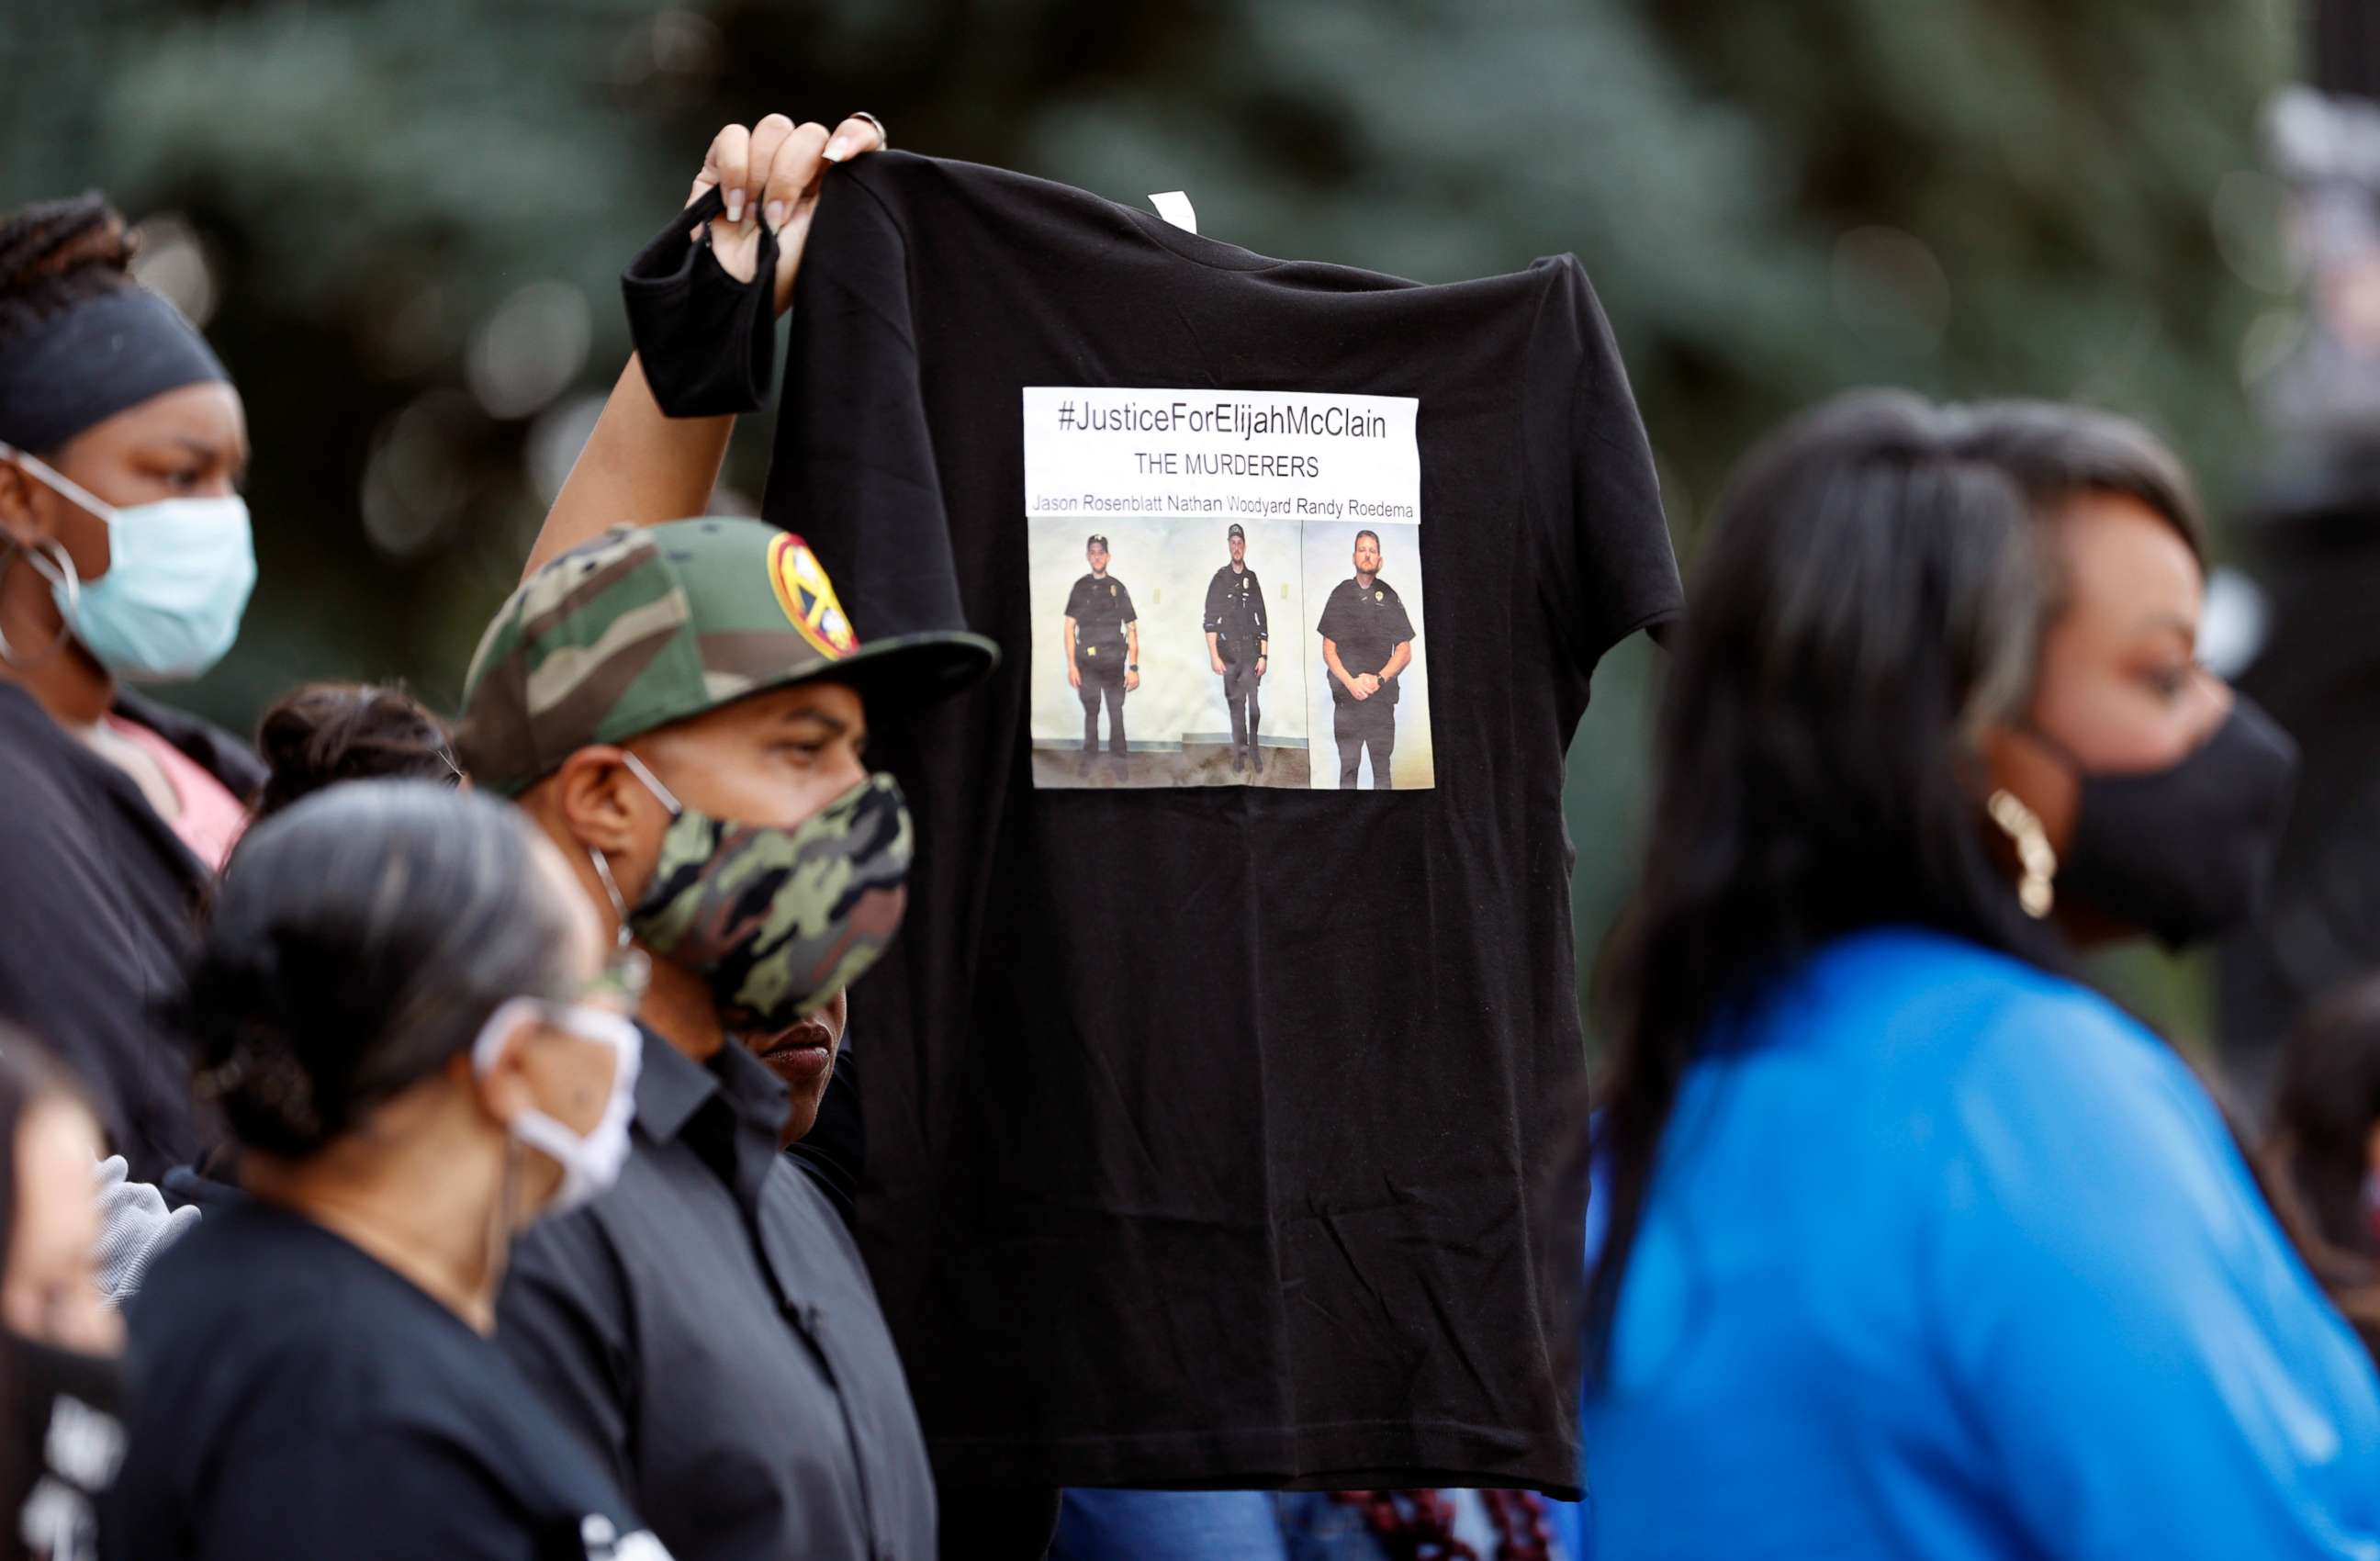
[105, 1200, 661, 1561]
[496, 1028, 934, 1561]
[0, 684, 259, 1179]
[1203, 565, 1269, 660]
[626, 152, 1681, 1496]
[1316, 576, 1416, 704]
[1062, 573, 1136, 662]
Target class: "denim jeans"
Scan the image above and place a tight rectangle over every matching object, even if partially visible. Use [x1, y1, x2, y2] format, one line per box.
[1050, 1488, 1579, 1561]
[1050, 1489, 1367, 1561]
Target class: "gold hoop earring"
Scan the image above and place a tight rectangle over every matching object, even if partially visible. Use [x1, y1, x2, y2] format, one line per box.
[1986, 789, 2057, 919]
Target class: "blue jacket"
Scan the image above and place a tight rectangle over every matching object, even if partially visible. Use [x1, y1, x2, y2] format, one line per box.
[1582, 927, 2380, 1560]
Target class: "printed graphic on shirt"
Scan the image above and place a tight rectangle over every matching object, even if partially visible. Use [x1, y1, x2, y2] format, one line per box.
[1024, 387, 1431, 792]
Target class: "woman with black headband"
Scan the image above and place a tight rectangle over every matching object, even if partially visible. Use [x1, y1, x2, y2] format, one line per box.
[0, 193, 261, 1182]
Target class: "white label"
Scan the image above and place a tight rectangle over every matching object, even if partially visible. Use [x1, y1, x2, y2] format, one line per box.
[1024, 387, 1431, 792]
[1149, 190, 1198, 233]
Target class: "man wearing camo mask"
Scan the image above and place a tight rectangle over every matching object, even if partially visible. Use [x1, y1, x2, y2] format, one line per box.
[455, 515, 997, 1561]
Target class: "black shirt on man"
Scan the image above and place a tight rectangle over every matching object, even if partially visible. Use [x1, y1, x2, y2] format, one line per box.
[496, 1027, 934, 1561]
[1203, 565, 1268, 663]
[1063, 573, 1135, 667]
[1316, 577, 1415, 705]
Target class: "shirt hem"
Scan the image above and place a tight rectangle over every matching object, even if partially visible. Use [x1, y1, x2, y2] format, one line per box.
[925, 1418, 1582, 1501]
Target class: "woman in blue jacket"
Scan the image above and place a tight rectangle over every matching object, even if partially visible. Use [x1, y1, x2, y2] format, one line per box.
[1582, 392, 2376, 1559]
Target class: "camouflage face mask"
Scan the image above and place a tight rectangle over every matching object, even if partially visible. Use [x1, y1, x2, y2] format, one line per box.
[613, 755, 915, 1032]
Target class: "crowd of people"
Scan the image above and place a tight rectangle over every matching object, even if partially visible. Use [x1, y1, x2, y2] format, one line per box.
[4, 102, 2380, 1561]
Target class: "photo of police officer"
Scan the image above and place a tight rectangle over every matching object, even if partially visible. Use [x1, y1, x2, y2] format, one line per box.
[1203, 522, 1270, 775]
[1316, 528, 1418, 789]
[1063, 533, 1139, 780]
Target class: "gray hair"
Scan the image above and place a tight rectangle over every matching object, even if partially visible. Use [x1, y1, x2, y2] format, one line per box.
[183, 780, 581, 1158]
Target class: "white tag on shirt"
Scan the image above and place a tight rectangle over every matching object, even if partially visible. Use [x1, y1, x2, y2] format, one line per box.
[1149, 191, 1197, 234]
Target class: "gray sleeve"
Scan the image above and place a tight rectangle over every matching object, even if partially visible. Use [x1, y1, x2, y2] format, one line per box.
[90, 1154, 199, 1308]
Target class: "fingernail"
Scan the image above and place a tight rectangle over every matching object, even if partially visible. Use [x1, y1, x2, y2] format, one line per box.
[765, 199, 788, 232]
[823, 136, 851, 163]
[724, 190, 745, 223]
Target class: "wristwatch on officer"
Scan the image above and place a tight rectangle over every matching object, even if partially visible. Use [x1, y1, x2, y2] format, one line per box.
[1128, 663, 1139, 672]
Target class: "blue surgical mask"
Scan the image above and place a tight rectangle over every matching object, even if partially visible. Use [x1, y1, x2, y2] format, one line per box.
[0, 443, 255, 682]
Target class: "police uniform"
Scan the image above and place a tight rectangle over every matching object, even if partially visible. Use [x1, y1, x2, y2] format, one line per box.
[1203, 549, 1270, 772]
[1316, 573, 1417, 789]
[1065, 567, 1137, 771]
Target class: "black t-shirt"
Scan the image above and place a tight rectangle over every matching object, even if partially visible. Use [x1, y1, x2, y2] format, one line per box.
[1204, 565, 1269, 659]
[629, 152, 1680, 1496]
[107, 1201, 666, 1561]
[1063, 572, 1136, 662]
[1317, 576, 1416, 704]
[0, 685, 258, 1180]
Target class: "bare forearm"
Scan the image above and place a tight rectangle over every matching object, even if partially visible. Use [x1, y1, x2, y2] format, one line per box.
[522, 354, 733, 580]
[1382, 642, 1412, 680]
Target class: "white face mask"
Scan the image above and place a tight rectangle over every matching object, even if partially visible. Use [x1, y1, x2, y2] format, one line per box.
[470, 998, 643, 1220]
[0, 442, 256, 682]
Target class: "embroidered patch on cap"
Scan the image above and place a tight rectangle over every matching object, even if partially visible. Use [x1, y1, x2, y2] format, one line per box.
[768, 533, 860, 660]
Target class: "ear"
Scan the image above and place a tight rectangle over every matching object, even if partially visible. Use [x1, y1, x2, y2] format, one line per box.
[548, 745, 656, 856]
[449, 1031, 535, 1128]
[0, 458, 57, 549]
[1977, 720, 2077, 856]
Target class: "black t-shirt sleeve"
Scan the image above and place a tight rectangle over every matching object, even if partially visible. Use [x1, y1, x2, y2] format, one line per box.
[1116, 581, 1137, 626]
[1252, 576, 1269, 641]
[1202, 570, 1227, 634]
[1524, 256, 1682, 673]
[194, 1431, 550, 1561]
[1064, 577, 1090, 623]
[494, 1217, 636, 1497]
[769, 163, 970, 643]
[1384, 590, 1415, 646]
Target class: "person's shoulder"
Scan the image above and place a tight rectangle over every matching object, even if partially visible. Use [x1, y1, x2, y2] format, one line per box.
[134, 1212, 444, 1424]
[0, 689, 88, 821]
[762, 1152, 869, 1270]
[1791, 929, 2209, 1171]
[1758, 929, 2127, 1089]
[1377, 577, 1407, 603]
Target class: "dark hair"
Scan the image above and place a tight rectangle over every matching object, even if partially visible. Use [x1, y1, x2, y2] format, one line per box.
[181, 781, 580, 1160]
[2262, 977, 2380, 1354]
[0, 193, 135, 354]
[1354, 529, 1382, 549]
[1958, 399, 2209, 567]
[251, 681, 459, 824]
[1586, 391, 2066, 1378]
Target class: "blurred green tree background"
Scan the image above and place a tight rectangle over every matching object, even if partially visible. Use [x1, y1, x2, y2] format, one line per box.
[0, 0, 2299, 1047]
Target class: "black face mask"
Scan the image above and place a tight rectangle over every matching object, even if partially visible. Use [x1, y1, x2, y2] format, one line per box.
[4, 1328, 125, 1561]
[2031, 697, 2299, 949]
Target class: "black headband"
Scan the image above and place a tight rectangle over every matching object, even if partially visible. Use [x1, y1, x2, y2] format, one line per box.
[0, 286, 228, 453]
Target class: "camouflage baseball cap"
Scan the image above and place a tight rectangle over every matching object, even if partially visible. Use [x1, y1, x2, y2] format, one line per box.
[457, 518, 998, 796]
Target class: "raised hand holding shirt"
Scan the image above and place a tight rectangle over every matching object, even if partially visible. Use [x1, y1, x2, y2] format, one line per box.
[626, 152, 1679, 1496]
